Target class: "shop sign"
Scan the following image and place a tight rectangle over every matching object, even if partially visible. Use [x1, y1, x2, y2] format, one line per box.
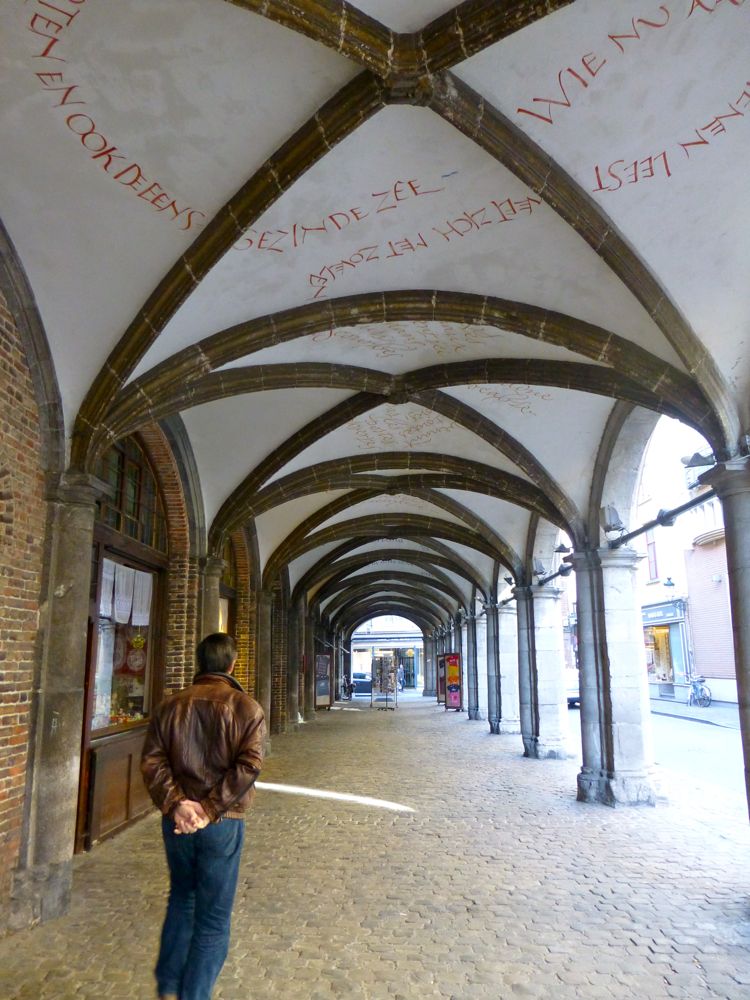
[642, 600, 684, 624]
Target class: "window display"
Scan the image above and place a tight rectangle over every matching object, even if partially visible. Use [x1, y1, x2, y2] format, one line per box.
[91, 558, 155, 730]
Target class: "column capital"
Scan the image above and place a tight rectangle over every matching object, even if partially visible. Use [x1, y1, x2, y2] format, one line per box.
[597, 545, 641, 571]
[201, 555, 226, 579]
[53, 471, 111, 506]
[512, 585, 533, 603]
[530, 584, 562, 601]
[568, 546, 640, 574]
[701, 454, 750, 498]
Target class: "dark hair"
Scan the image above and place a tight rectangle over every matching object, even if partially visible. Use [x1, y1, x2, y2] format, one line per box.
[196, 633, 237, 674]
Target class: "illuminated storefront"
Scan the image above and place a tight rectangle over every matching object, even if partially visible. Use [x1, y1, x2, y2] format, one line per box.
[642, 599, 690, 699]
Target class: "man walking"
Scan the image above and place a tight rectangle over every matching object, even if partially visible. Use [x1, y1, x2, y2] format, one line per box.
[141, 633, 265, 1000]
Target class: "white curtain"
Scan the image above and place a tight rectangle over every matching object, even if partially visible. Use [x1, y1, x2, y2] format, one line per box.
[99, 558, 116, 618]
[114, 564, 135, 624]
[131, 570, 153, 627]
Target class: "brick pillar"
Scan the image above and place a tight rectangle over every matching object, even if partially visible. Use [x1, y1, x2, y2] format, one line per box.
[422, 635, 436, 696]
[201, 555, 224, 638]
[572, 548, 655, 806]
[256, 590, 272, 750]
[303, 614, 316, 720]
[286, 603, 300, 730]
[12, 473, 102, 927]
[497, 604, 521, 735]
[698, 456, 750, 817]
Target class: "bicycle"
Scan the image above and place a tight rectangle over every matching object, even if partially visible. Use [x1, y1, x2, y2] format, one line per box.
[687, 676, 712, 708]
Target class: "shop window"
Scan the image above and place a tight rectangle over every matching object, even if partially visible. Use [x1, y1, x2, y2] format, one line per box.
[91, 556, 156, 731]
[97, 438, 167, 552]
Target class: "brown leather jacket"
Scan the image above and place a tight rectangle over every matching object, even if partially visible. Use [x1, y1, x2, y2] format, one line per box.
[141, 672, 265, 823]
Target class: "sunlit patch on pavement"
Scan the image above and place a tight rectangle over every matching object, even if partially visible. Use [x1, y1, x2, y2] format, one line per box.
[256, 781, 415, 813]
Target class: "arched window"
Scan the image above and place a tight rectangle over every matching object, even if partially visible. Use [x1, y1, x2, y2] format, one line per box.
[96, 437, 167, 551]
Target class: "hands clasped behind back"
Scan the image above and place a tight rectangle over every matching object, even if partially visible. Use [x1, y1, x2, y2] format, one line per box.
[173, 799, 209, 834]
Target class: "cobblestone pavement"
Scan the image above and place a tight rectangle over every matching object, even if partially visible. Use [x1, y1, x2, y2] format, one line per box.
[3, 696, 750, 1000]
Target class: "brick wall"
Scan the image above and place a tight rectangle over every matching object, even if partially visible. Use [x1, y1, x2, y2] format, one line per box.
[685, 540, 735, 680]
[0, 290, 46, 929]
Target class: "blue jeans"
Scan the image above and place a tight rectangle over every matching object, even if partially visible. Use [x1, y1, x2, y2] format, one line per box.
[156, 816, 244, 1000]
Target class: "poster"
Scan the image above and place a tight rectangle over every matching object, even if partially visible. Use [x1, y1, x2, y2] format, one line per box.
[315, 653, 332, 708]
[436, 654, 446, 704]
[445, 652, 462, 711]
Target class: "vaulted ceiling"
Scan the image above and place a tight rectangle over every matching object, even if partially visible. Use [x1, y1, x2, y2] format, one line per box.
[2, 0, 748, 632]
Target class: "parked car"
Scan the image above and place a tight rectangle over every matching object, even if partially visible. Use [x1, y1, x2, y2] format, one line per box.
[351, 671, 372, 695]
[565, 668, 580, 707]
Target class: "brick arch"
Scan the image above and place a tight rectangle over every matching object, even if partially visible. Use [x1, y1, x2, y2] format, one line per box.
[136, 423, 198, 691]
[294, 545, 488, 604]
[0, 225, 64, 479]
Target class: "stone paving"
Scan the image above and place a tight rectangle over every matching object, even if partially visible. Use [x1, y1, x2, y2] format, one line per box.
[2, 695, 750, 1000]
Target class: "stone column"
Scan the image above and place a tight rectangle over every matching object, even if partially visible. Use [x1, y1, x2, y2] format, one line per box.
[515, 586, 536, 756]
[531, 586, 569, 758]
[15, 473, 103, 926]
[256, 590, 273, 746]
[303, 614, 316, 721]
[497, 604, 521, 734]
[342, 637, 352, 697]
[485, 604, 501, 733]
[572, 548, 655, 805]
[423, 635, 436, 696]
[474, 614, 494, 732]
[474, 613, 488, 720]
[463, 618, 477, 718]
[333, 631, 341, 700]
[201, 555, 225, 637]
[701, 457, 750, 817]
[286, 604, 300, 731]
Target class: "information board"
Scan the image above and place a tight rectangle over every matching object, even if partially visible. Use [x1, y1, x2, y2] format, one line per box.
[315, 653, 332, 708]
[436, 654, 446, 704]
[445, 652, 462, 711]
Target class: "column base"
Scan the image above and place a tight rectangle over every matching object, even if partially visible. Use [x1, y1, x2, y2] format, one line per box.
[577, 768, 656, 807]
[422, 687, 436, 697]
[10, 861, 73, 931]
[498, 719, 521, 735]
[523, 736, 570, 759]
[468, 708, 484, 721]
